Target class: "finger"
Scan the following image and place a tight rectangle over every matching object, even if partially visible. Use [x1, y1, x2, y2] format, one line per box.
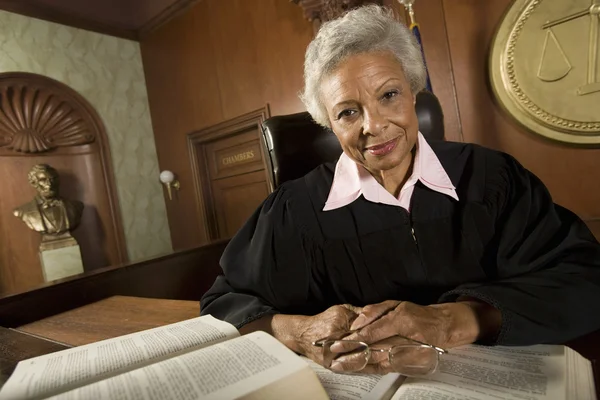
[329, 352, 369, 372]
[304, 348, 327, 368]
[367, 350, 389, 364]
[350, 300, 401, 331]
[329, 340, 367, 354]
[346, 313, 399, 344]
[340, 304, 362, 314]
[332, 351, 369, 365]
[309, 305, 362, 342]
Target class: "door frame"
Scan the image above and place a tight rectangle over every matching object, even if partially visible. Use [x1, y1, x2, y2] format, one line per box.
[187, 106, 270, 242]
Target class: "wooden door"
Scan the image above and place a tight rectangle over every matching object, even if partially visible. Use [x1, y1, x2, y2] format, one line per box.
[188, 107, 271, 242]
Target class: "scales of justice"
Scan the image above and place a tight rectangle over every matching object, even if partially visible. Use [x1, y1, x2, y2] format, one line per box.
[539, 0, 600, 96]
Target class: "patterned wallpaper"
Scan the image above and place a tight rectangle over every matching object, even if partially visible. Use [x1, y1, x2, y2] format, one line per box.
[0, 10, 172, 261]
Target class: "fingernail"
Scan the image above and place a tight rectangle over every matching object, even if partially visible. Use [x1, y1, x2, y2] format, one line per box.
[330, 361, 343, 371]
[350, 314, 367, 331]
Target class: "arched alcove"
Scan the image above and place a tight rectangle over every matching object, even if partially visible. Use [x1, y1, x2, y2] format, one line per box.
[0, 72, 127, 294]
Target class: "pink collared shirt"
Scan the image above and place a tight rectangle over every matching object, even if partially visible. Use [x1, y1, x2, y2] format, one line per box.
[323, 132, 459, 212]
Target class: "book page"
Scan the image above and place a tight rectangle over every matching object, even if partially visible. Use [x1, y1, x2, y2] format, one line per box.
[0, 315, 238, 400]
[565, 347, 596, 400]
[48, 331, 328, 400]
[392, 344, 566, 400]
[303, 357, 404, 400]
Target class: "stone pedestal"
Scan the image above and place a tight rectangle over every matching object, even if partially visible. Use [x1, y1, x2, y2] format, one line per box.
[39, 234, 84, 282]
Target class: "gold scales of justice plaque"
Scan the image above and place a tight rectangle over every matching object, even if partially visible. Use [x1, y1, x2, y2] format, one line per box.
[490, 0, 600, 145]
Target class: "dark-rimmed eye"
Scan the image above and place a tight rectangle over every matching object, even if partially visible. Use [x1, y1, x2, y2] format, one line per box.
[382, 90, 399, 100]
[337, 109, 356, 120]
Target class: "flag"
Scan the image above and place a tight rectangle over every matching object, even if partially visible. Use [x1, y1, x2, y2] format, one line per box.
[410, 21, 433, 93]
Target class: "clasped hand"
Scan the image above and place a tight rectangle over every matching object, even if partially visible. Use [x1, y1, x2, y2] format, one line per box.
[297, 300, 483, 374]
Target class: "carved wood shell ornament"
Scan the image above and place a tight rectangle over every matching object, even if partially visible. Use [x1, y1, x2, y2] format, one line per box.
[0, 73, 98, 154]
[291, 0, 383, 24]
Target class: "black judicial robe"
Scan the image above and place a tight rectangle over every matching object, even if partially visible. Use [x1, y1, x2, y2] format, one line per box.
[200, 140, 600, 346]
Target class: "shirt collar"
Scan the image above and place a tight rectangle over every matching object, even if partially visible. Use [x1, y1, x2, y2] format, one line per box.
[413, 132, 456, 191]
[323, 132, 458, 211]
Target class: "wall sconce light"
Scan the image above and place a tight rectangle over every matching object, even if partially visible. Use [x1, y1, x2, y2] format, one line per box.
[159, 170, 180, 200]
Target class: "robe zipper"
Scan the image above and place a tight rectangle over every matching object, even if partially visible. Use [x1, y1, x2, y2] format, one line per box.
[409, 215, 418, 248]
[411, 226, 418, 246]
[408, 192, 419, 248]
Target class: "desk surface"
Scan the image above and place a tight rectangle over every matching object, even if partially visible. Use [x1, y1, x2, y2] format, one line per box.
[0, 328, 68, 387]
[1, 296, 199, 386]
[2, 296, 599, 397]
[17, 296, 199, 346]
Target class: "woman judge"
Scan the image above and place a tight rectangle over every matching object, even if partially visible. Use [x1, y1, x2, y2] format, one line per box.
[201, 5, 600, 374]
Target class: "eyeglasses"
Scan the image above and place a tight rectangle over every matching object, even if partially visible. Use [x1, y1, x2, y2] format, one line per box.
[312, 335, 448, 376]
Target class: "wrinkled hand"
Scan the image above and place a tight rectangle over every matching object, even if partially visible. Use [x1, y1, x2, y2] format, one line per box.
[295, 304, 361, 366]
[332, 300, 483, 374]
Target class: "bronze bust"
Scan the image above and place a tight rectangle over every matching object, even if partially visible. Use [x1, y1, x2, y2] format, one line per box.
[13, 164, 84, 239]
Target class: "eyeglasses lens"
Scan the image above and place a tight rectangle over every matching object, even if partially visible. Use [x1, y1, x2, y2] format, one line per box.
[322, 340, 370, 372]
[389, 346, 439, 376]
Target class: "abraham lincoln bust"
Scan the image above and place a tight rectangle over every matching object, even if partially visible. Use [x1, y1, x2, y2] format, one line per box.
[13, 164, 83, 240]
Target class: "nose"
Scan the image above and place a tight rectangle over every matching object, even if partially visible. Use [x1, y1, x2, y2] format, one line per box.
[362, 105, 388, 136]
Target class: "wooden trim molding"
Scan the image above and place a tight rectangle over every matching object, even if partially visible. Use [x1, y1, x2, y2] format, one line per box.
[187, 107, 271, 243]
[0, 1, 138, 40]
[292, 0, 383, 31]
[0, 74, 97, 154]
[137, 0, 201, 39]
[0, 0, 200, 41]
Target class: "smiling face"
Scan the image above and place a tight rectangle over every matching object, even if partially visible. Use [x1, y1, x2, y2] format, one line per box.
[321, 51, 419, 175]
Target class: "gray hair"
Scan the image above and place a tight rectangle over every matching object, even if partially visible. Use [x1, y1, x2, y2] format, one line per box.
[300, 5, 427, 128]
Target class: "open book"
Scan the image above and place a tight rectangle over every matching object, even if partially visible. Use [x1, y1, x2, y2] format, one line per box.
[0, 315, 595, 400]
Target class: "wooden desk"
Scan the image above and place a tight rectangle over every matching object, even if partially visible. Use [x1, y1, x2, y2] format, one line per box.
[1, 296, 199, 387]
[2, 295, 599, 397]
[16, 296, 199, 346]
[0, 328, 68, 387]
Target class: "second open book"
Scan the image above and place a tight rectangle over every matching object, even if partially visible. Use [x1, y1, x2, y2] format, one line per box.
[0, 315, 595, 400]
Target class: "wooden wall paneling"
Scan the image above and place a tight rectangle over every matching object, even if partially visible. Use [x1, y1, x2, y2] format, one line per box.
[258, 0, 328, 116]
[412, 0, 463, 142]
[382, 0, 463, 142]
[586, 220, 600, 242]
[441, 0, 600, 222]
[188, 107, 271, 242]
[0, 240, 228, 327]
[207, 0, 313, 120]
[141, 0, 224, 249]
[206, 0, 263, 119]
[141, 0, 312, 248]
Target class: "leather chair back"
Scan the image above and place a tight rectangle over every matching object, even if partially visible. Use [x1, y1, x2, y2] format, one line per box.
[262, 90, 444, 189]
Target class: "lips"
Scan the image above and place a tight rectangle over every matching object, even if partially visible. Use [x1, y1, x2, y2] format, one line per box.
[365, 138, 398, 156]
